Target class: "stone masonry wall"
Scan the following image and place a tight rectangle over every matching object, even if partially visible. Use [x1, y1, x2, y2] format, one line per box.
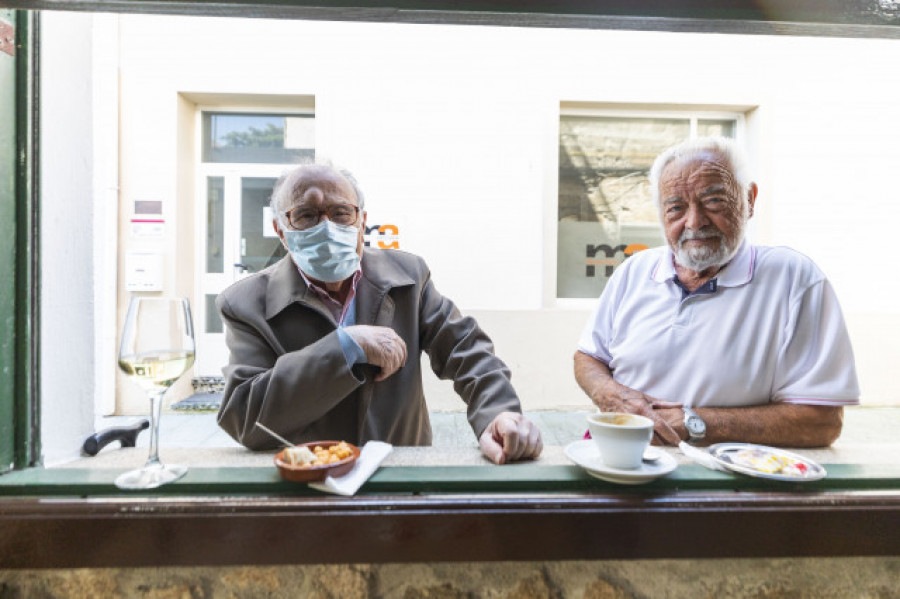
[2, 557, 899, 598]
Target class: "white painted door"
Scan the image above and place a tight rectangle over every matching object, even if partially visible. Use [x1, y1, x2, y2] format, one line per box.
[192, 110, 315, 377]
[195, 165, 288, 376]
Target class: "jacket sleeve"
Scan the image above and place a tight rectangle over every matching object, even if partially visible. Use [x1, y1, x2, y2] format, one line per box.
[417, 266, 522, 439]
[216, 293, 365, 449]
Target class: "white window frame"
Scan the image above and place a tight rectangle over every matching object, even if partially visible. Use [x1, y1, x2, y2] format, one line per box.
[549, 105, 748, 310]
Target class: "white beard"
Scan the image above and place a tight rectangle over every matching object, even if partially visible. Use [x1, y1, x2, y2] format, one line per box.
[674, 226, 742, 271]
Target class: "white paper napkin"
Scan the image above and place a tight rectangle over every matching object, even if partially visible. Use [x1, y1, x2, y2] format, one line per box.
[678, 441, 729, 472]
[308, 441, 393, 496]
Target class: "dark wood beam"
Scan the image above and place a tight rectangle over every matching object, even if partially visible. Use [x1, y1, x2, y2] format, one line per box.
[2, 491, 899, 568]
[1, 1, 899, 39]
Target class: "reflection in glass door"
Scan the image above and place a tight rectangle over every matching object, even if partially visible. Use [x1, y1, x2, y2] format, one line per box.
[239, 177, 286, 275]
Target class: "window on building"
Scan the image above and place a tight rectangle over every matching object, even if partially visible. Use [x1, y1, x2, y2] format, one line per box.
[202, 112, 315, 164]
[557, 112, 740, 299]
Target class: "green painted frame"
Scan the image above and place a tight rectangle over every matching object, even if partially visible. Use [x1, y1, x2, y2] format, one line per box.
[0, 0, 895, 476]
[2, 463, 900, 568]
[2, 462, 900, 497]
[0, 9, 15, 474]
[0, 10, 38, 474]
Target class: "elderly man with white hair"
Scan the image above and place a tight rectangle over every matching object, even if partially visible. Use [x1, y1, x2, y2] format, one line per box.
[217, 162, 542, 464]
[574, 137, 859, 447]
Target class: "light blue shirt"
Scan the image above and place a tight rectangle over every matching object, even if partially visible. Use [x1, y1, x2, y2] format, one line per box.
[296, 266, 367, 367]
[336, 300, 367, 366]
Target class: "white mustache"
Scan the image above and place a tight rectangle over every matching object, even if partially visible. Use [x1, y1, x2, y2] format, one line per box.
[679, 228, 724, 243]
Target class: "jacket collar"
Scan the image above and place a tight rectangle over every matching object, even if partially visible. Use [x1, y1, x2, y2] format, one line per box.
[264, 249, 415, 320]
[651, 238, 756, 288]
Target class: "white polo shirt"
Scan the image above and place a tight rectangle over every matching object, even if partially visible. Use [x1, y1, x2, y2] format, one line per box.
[577, 239, 860, 408]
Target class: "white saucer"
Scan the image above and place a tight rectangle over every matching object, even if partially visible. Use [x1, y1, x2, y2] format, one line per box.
[565, 439, 678, 485]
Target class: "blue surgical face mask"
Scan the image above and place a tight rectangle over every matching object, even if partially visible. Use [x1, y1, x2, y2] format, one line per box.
[282, 219, 361, 283]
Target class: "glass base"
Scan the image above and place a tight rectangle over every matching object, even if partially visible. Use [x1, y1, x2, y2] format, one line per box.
[115, 463, 188, 490]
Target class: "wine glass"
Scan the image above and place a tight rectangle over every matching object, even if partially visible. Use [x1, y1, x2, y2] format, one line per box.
[115, 296, 196, 489]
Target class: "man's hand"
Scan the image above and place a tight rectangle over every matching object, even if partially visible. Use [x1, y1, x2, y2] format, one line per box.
[343, 325, 408, 382]
[651, 405, 688, 446]
[574, 351, 683, 445]
[479, 412, 543, 465]
[613, 393, 683, 446]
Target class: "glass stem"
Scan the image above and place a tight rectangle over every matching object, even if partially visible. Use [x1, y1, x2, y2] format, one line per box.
[145, 389, 165, 468]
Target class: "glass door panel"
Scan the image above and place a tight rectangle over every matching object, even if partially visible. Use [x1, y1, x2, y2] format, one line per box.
[206, 176, 225, 274]
[196, 168, 286, 377]
[239, 176, 285, 274]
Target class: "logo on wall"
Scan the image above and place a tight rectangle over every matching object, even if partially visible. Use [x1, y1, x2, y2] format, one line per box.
[365, 224, 400, 249]
[585, 243, 649, 277]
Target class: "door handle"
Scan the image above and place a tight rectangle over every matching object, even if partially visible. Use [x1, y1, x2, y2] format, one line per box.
[82, 419, 149, 456]
[234, 263, 249, 273]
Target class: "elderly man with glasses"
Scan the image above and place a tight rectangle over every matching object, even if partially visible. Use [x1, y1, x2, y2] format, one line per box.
[575, 137, 859, 448]
[217, 163, 542, 464]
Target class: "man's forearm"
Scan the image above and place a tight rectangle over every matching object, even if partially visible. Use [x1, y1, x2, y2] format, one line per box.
[575, 351, 844, 448]
[573, 350, 633, 410]
[574, 351, 683, 444]
[677, 404, 844, 448]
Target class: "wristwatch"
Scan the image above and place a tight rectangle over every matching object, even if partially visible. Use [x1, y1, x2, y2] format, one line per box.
[682, 407, 706, 443]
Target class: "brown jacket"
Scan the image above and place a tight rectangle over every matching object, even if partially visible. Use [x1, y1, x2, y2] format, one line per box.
[216, 249, 521, 450]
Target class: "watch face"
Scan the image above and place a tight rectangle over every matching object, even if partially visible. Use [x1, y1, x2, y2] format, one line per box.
[686, 417, 705, 435]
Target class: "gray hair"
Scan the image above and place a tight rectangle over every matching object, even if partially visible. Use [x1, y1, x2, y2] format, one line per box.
[270, 160, 366, 229]
[648, 136, 753, 206]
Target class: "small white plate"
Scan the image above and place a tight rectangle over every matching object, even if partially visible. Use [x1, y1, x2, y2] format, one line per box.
[565, 439, 678, 485]
[707, 443, 827, 482]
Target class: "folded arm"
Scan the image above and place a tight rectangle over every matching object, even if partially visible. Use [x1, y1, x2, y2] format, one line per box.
[573, 351, 682, 445]
[655, 403, 844, 448]
[217, 297, 366, 449]
[575, 350, 844, 447]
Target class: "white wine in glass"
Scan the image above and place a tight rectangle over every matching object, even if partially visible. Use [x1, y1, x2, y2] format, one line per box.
[115, 297, 196, 490]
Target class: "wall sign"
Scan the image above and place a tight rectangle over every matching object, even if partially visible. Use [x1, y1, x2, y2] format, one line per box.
[364, 223, 400, 249]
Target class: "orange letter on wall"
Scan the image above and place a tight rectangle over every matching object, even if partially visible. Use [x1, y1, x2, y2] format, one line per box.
[377, 224, 400, 249]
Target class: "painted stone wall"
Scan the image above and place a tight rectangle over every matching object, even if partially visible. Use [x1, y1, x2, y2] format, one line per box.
[2, 557, 899, 598]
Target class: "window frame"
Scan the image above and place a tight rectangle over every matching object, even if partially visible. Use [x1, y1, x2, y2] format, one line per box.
[1, 9, 38, 474]
[3, 0, 900, 569]
[554, 106, 746, 304]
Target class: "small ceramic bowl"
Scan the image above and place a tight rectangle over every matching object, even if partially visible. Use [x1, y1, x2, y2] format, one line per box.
[274, 440, 361, 483]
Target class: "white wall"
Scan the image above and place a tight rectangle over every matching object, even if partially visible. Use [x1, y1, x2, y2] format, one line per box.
[40, 12, 97, 465]
[103, 16, 900, 412]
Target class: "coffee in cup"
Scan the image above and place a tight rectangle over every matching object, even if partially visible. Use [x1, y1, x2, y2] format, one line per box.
[587, 412, 654, 470]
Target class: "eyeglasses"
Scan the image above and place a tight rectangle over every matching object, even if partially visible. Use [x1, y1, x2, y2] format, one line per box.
[282, 204, 360, 230]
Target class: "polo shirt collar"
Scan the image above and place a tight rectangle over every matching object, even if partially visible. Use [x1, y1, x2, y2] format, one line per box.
[651, 238, 756, 288]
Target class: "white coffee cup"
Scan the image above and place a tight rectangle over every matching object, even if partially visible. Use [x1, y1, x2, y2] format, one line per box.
[587, 412, 654, 470]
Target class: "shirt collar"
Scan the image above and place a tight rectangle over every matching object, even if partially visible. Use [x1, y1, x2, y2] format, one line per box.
[297, 267, 362, 323]
[651, 238, 756, 288]
[297, 266, 362, 299]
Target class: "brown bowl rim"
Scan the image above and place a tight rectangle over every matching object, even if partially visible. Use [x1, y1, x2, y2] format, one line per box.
[274, 440, 361, 481]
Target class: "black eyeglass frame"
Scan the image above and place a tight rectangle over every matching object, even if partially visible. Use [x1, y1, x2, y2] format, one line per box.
[281, 204, 361, 231]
